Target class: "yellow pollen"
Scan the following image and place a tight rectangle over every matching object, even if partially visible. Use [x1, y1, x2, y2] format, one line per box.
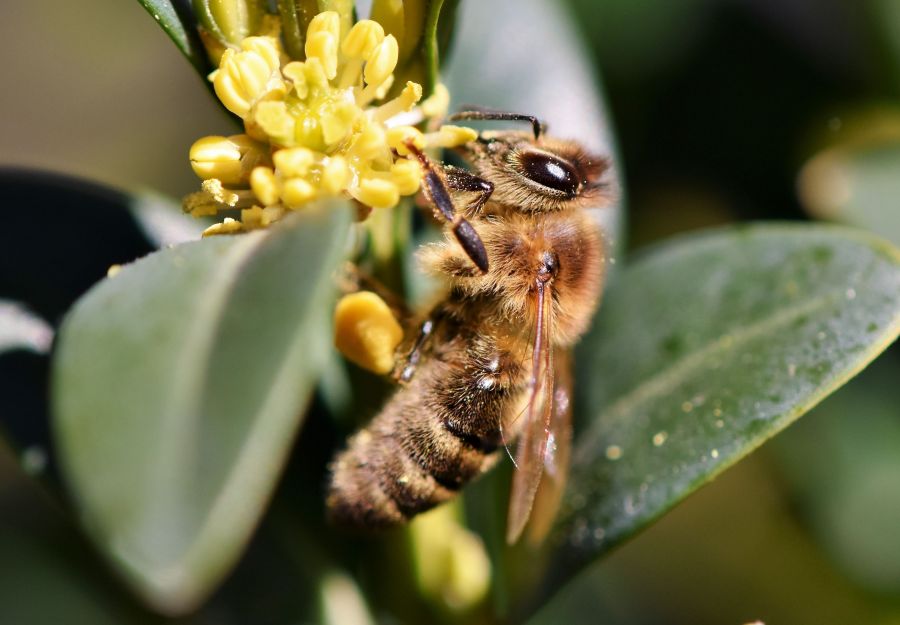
[333, 291, 403, 374]
[202, 217, 244, 237]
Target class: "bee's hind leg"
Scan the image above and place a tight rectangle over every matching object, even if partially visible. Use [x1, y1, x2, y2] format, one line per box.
[396, 316, 438, 383]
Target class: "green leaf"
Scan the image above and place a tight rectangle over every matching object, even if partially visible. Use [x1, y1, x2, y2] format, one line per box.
[799, 139, 900, 248]
[871, 0, 900, 90]
[422, 0, 460, 95]
[544, 223, 900, 594]
[51, 204, 351, 614]
[136, 0, 212, 76]
[774, 352, 900, 594]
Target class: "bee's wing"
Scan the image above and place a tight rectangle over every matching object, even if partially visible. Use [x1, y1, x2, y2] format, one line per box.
[524, 349, 573, 545]
[506, 280, 556, 544]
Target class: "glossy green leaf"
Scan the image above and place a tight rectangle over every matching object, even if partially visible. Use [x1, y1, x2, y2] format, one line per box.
[0, 170, 200, 466]
[544, 223, 900, 593]
[136, 0, 212, 75]
[52, 204, 351, 614]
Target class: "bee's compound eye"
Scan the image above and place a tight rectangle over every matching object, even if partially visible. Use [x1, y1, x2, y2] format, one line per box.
[518, 151, 580, 197]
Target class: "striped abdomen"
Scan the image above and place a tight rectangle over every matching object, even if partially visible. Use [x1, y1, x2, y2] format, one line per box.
[327, 333, 526, 528]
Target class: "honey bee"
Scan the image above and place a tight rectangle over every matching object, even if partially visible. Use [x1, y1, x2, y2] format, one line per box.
[327, 109, 612, 543]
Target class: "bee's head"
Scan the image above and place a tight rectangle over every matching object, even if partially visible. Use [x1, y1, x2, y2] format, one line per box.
[454, 130, 613, 213]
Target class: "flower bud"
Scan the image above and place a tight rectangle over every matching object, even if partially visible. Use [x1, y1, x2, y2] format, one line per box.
[193, 0, 265, 46]
[189, 135, 243, 183]
[212, 37, 282, 118]
[364, 35, 399, 88]
[341, 20, 385, 58]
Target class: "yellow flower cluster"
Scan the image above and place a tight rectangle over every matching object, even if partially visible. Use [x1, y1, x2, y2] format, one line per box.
[184, 11, 477, 236]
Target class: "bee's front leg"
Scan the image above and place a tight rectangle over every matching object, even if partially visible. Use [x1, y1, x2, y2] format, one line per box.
[444, 165, 494, 216]
[404, 141, 489, 274]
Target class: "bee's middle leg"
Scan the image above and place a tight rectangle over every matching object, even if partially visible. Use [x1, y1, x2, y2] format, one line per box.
[395, 316, 438, 383]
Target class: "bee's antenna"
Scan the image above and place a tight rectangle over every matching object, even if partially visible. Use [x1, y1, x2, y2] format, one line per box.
[449, 107, 545, 140]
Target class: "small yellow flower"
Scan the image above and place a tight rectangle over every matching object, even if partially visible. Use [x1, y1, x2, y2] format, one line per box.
[409, 503, 492, 611]
[185, 9, 473, 234]
[212, 37, 285, 119]
[189, 134, 269, 186]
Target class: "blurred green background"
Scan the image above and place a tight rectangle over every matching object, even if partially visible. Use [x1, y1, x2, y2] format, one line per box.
[2, 1, 900, 623]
